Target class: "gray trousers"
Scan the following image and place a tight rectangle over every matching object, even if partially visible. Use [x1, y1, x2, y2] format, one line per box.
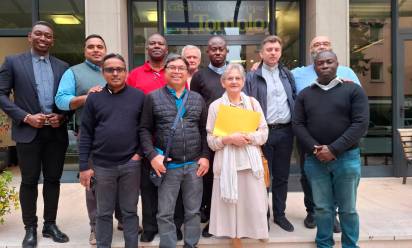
[86, 187, 123, 231]
[157, 164, 203, 248]
[94, 159, 141, 248]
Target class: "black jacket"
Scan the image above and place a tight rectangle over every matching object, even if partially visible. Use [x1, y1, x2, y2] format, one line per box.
[0, 52, 69, 143]
[139, 87, 209, 163]
[244, 63, 297, 120]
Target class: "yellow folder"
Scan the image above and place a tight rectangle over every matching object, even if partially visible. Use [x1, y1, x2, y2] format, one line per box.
[213, 104, 261, 137]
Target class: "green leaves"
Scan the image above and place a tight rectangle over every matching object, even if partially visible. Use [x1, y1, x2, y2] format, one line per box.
[0, 170, 19, 224]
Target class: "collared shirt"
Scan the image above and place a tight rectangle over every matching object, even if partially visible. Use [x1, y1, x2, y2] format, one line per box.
[55, 60, 101, 110]
[31, 50, 54, 113]
[127, 61, 166, 94]
[292, 64, 361, 94]
[313, 77, 342, 91]
[261, 63, 291, 124]
[158, 87, 196, 170]
[208, 63, 226, 75]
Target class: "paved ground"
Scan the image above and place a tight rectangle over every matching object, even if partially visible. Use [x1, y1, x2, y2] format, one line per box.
[0, 167, 411, 247]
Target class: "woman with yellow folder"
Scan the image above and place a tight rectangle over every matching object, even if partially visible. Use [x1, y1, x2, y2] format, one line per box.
[206, 63, 269, 248]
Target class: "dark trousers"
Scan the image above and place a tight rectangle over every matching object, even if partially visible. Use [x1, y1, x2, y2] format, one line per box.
[76, 130, 123, 230]
[263, 126, 293, 220]
[16, 127, 68, 228]
[94, 160, 141, 248]
[200, 152, 214, 221]
[86, 188, 123, 231]
[140, 159, 184, 232]
[297, 142, 315, 214]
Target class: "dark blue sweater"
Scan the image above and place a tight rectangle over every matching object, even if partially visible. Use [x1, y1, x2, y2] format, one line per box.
[79, 85, 144, 171]
[293, 82, 369, 156]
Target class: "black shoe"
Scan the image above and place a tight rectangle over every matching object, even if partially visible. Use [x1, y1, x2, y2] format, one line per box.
[333, 217, 341, 233]
[42, 224, 69, 243]
[304, 213, 316, 229]
[274, 217, 294, 232]
[201, 223, 212, 238]
[140, 230, 157, 242]
[176, 228, 183, 241]
[22, 227, 37, 248]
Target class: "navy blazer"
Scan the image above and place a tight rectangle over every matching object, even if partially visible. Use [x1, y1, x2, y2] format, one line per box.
[0, 52, 69, 143]
[244, 63, 297, 120]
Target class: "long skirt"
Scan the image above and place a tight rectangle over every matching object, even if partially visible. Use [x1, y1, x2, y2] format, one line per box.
[209, 169, 269, 239]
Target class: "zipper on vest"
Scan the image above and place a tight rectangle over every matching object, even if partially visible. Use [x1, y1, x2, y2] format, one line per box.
[181, 118, 186, 162]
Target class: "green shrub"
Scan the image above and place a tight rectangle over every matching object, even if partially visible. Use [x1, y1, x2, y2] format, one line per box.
[0, 170, 19, 224]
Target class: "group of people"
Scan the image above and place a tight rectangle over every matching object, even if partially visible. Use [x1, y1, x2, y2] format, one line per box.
[0, 20, 369, 248]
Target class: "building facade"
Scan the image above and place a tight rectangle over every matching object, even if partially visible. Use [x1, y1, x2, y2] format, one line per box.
[1, 0, 411, 178]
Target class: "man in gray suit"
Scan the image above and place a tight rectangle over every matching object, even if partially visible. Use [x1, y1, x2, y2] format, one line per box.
[0, 21, 69, 248]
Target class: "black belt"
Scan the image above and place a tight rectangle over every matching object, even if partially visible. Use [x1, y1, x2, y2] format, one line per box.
[267, 122, 291, 129]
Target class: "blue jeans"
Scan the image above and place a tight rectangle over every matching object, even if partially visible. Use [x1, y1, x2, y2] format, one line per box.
[157, 164, 203, 248]
[304, 148, 361, 248]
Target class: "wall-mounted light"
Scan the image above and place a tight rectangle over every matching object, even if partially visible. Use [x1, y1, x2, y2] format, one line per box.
[51, 15, 81, 25]
[146, 11, 158, 22]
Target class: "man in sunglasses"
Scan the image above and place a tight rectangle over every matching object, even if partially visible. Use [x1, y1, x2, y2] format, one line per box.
[79, 53, 145, 248]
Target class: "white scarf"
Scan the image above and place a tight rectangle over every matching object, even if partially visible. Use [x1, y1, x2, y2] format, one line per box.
[220, 92, 264, 203]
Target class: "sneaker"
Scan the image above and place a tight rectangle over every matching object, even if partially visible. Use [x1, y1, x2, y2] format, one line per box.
[303, 213, 316, 229]
[89, 231, 96, 245]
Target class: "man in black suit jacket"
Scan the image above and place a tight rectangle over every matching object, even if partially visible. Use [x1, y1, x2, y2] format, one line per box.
[0, 21, 70, 248]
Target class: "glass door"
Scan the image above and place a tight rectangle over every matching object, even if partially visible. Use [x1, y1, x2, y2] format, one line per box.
[395, 34, 412, 177]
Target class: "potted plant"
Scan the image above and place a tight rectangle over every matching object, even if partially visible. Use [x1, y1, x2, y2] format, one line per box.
[0, 169, 19, 224]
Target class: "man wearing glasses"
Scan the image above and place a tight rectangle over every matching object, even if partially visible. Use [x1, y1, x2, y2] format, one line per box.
[55, 34, 124, 245]
[127, 33, 185, 242]
[140, 55, 209, 248]
[79, 54, 145, 248]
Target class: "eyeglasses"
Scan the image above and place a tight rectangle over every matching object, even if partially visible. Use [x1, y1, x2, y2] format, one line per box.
[103, 67, 126, 74]
[312, 41, 331, 48]
[166, 66, 188, 72]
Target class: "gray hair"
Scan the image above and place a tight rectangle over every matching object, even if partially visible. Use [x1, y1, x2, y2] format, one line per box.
[221, 63, 245, 81]
[181, 45, 201, 58]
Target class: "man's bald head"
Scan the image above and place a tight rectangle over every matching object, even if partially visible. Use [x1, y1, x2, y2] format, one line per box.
[310, 36, 332, 61]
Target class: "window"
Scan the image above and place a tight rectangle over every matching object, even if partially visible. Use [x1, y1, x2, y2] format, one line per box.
[370, 62, 383, 82]
[350, 0, 392, 165]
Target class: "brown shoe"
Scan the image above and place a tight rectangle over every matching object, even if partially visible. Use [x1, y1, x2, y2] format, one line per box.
[89, 231, 96, 245]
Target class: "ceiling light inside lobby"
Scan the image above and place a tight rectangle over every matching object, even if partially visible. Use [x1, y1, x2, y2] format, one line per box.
[51, 15, 81, 25]
[146, 11, 158, 22]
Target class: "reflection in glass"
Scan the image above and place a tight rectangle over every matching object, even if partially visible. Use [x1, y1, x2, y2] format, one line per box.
[131, 0, 158, 67]
[276, 0, 300, 69]
[0, 37, 28, 64]
[39, 0, 85, 66]
[350, 0, 392, 165]
[0, 0, 32, 29]
[403, 41, 412, 128]
[164, 0, 269, 35]
[400, 0, 412, 29]
[169, 44, 260, 70]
